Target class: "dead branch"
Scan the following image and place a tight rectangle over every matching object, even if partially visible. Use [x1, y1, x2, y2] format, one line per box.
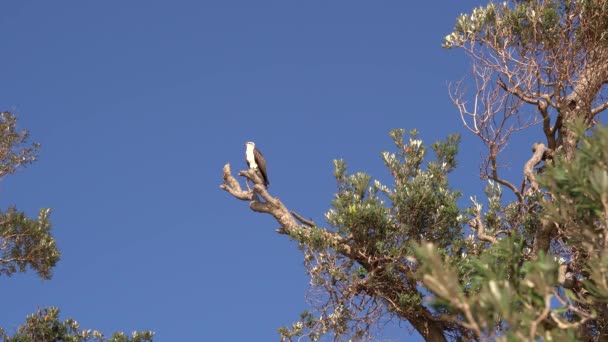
[291, 211, 316, 227]
[220, 163, 352, 256]
[220, 164, 253, 200]
[450, 63, 538, 203]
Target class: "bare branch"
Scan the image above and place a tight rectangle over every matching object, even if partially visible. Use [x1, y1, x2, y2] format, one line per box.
[291, 211, 316, 227]
[450, 64, 539, 202]
[488, 144, 524, 203]
[219, 164, 253, 200]
[497, 77, 543, 106]
[523, 143, 548, 194]
[220, 163, 353, 256]
[538, 100, 557, 150]
[591, 100, 608, 116]
[550, 289, 594, 329]
[469, 212, 497, 244]
[529, 293, 551, 340]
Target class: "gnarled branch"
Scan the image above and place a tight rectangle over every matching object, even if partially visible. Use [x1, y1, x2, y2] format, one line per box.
[523, 143, 548, 195]
[469, 212, 497, 244]
[220, 163, 352, 255]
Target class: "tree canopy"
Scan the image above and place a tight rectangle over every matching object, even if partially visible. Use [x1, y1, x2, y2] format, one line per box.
[221, 0, 608, 340]
[0, 111, 59, 280]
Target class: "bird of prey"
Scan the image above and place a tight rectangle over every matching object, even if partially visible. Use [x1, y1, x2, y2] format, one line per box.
[245, 141, 269, 187]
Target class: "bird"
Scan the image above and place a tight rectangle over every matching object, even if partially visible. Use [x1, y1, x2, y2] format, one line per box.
[245, 141, 269, 187]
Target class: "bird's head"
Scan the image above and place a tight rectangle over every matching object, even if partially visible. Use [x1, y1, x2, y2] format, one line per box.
[245, 141, 255, 148]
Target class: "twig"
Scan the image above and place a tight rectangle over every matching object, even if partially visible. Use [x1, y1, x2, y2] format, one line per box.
[488, 144, 524, 203]
[291, 211, 316, 227]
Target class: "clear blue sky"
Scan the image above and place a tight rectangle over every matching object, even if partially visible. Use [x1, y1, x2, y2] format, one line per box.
[0, 1, 531, 341]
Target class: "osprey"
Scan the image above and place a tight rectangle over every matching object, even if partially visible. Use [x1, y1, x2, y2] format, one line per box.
[245, 141, 269, 187]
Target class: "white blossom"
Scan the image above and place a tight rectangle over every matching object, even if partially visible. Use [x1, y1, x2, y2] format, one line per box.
[409, 138, 422, 148]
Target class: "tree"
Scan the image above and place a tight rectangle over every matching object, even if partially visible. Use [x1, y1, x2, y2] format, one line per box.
[0, 112, 154, 342]
[0, 112, 58, 280]
[444, 0, 608, 206]
[221, 1, 608, 340]
[1, 307, 154, 342]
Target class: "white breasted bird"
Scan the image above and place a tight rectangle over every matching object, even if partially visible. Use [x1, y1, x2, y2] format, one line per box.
[245, 141, 269, 187]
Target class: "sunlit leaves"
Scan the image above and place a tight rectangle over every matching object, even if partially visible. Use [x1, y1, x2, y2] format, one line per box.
[414, 234, 567, 339]
[540, 122, 608, 238]
[0, 307, 154, 342]
[0, 206, 60, 279]
[283, 130, 465, 341]
[0, 112, 39, 180]
[443, 1, 571, 49]
[411, 123, 608, 340]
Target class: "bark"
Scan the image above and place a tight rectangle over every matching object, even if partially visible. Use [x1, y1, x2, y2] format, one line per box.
[408, 317, 448, 342]
[523, 142, 547, 195]
[532, 221, 555, 259]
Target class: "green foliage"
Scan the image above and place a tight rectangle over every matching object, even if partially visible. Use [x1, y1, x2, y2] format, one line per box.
[540, 121, 608, 236]
[0, 307, 154, 342]
[0, 111, 58, 279]
[442, 0, 607, 49]
[277, 1, 608, 340]
[281, 123, 608, 340]
[411, 124, 608, 340]
[0, 112, 39, 179]
[414, 234, 573, 340]
[536, 123, 608, 337]
[282, 130, 466, 341]
[326, 129, 463, 252]
[0, 206, 59, 279]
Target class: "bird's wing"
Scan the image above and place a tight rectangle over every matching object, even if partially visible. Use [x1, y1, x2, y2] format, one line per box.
[254, 147, 269, 186]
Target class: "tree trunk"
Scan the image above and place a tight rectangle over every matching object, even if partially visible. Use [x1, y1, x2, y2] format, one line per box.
[408, 317, 448, 342]
[557, 46, 608, 160]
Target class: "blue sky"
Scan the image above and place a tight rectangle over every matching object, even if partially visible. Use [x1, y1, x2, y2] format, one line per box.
[0, 1, 534, 340]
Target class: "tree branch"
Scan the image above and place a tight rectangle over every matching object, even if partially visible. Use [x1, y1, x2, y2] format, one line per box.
[469, 212, 497, 244]
[219, 164, 253, 200]
[591, 100, 608, 116]
[291, 211, 316, 227]
[488, 144, 524, 203]
[220, 163, 352, 256]
[523, 143, 548, 195]
[529, 293, 552, 340]
[497, 77, 543, 106]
